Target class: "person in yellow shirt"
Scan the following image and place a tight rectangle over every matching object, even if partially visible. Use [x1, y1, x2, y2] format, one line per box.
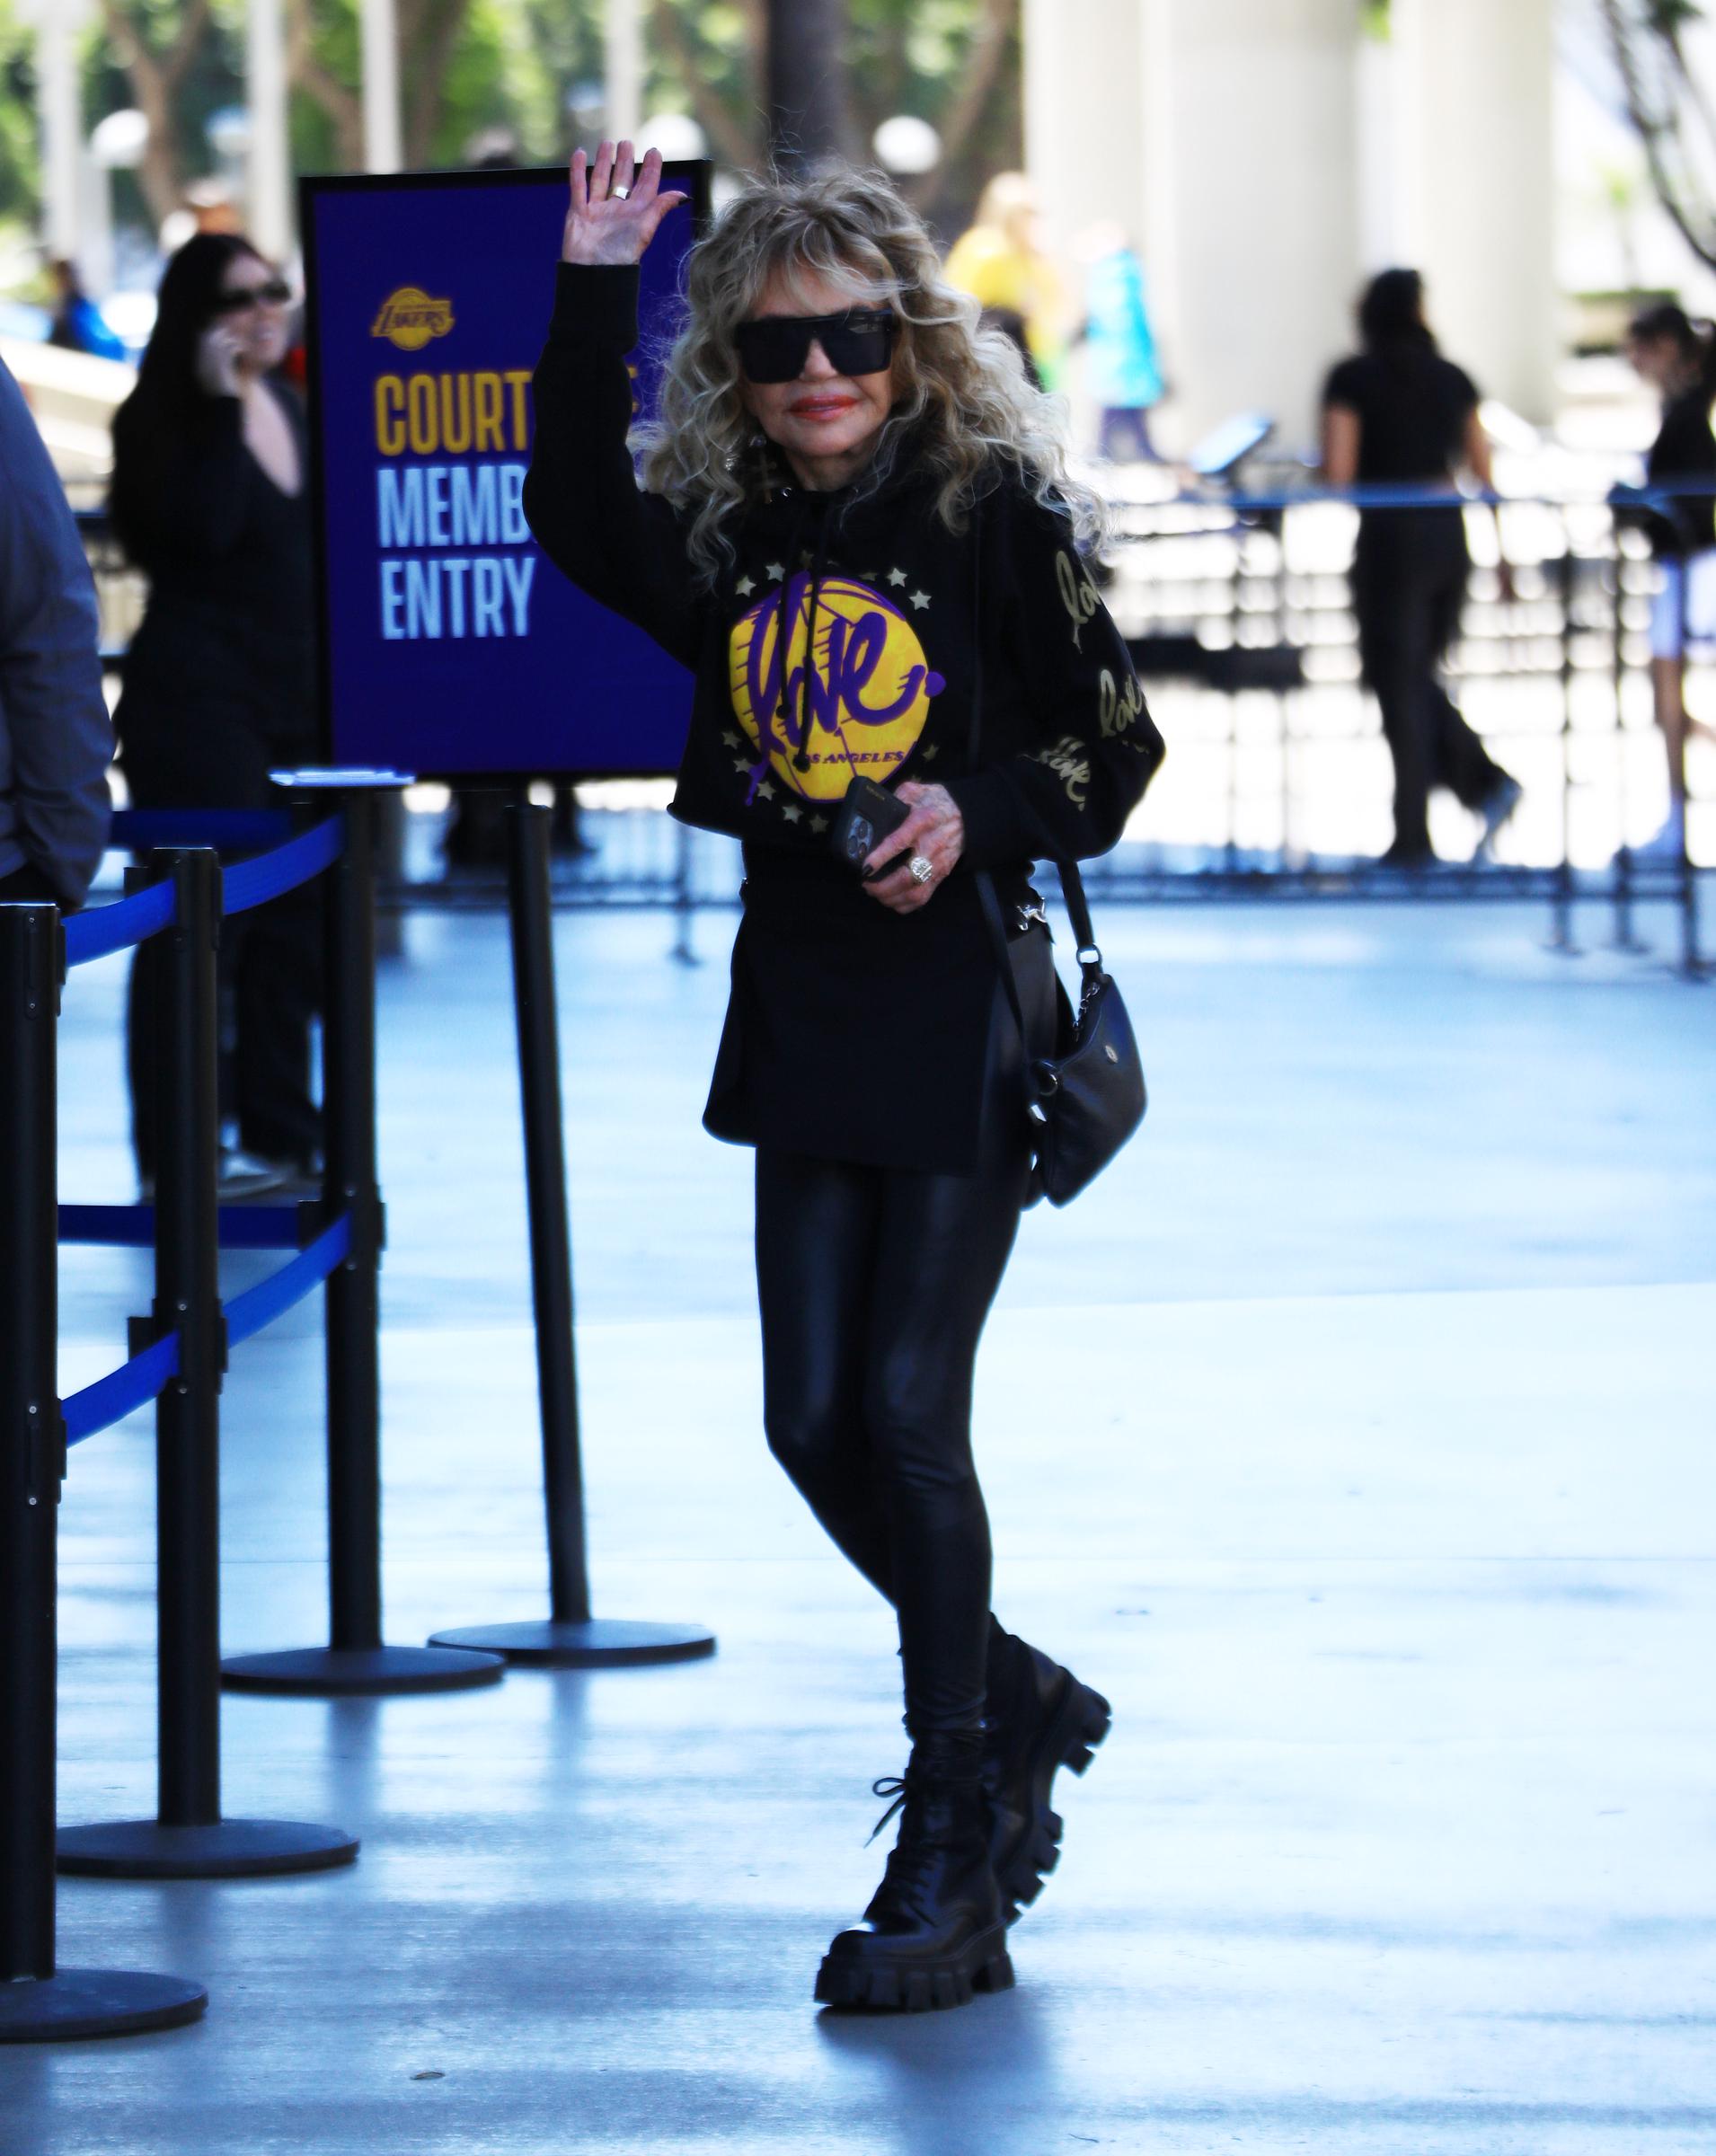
[944, 173, 1069, 389]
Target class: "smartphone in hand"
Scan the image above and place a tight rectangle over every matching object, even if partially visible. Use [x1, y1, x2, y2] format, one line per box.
[828, 776, 911, 881]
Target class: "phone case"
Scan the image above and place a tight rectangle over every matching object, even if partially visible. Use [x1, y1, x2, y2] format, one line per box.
[829, 777, 910, 875]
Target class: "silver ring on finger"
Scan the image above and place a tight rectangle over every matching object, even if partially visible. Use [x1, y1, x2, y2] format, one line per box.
[612, 184, 631, 200]
[908, 854, 934, 886]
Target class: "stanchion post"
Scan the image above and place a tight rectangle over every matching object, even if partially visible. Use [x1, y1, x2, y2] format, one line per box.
[428, 794, 715, 1668]
[671, 817, 698, 967]
[508, 791, 591, 1625]
[1674, 545, 1706, 978]
[325, 795, 386, 1649]
[2, 906, 68, 1982]
[154, 848, 224, 1828]
[1549, 547, 1579, 955]
[1611, 542, 1643, 952]
[0, 901, 205, 2037]
[57, 853, 358, 1873]
[1225, 534, 1241, 872]
[221, 798, 502, 1693]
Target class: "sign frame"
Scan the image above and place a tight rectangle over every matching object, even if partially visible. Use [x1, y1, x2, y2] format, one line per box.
[297, 161, 712, 784]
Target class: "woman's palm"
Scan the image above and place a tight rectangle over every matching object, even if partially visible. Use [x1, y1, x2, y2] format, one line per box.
[562, 141, 687, 267]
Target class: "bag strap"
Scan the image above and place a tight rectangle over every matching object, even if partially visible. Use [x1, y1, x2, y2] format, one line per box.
[975, 869, 1030, 1048]
[965, 496, 1105, 1038]
[1056, 859, 1101, 968]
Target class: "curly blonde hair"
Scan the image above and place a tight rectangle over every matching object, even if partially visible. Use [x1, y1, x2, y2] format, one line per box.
[638, 164, 1105, 581]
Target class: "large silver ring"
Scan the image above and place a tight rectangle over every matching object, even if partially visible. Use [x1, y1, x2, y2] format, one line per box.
[908, 854, 933, 886]
[612, 184, 631, 200]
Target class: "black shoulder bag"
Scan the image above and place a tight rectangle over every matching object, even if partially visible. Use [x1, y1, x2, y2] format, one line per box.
[968, 507, 1147, 1209]
[976, 862, 1147, 1208]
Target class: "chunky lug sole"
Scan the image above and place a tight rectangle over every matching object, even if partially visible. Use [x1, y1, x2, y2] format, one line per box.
[814, 1924, 1015, 2012]
[995, 1676, 1111, 1919]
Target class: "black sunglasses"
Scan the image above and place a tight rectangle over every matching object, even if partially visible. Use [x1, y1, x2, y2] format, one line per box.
[734, 308, 898, 384]
[211, 279, 293, 315]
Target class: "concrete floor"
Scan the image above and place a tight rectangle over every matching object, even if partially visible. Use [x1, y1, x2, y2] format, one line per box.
[11, 892, 1715, 2153]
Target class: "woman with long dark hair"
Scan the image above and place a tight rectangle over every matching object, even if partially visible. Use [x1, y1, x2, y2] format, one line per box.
[111, 232, 320, 1195]
[526, 147, 1163, 2011]
[1322, 267, 1521, 868]
[1622, 301, 1716, 858]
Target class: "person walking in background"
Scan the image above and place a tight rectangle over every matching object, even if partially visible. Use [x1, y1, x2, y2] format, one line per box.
[1322, 268, 1522, 870]
[1618, 301, 1716, 860]
[109, 234, 320, 1198]
[1078, 223, 1164, 464]
[0, 354, 111, 906]
[944, 172, 1070, 391]
[530, 146, 1162, 2013]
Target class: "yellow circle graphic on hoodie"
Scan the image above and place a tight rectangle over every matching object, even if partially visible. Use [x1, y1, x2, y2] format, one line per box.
[729, 572, 945, 802]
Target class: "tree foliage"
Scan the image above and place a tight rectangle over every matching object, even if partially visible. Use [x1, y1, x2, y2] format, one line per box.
[0, 4, 42, 238]
[0, 0, 1021, 252]
[1600, 0, 1716, 271]
[89, 0, 244, 225]
[638, 0, 1020, 227]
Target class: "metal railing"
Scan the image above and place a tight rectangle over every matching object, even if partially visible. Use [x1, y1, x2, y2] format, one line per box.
[76, 487, 1713, 973]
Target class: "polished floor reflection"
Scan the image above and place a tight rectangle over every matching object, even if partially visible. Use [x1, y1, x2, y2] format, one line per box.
[16, 897, 1716, 2154]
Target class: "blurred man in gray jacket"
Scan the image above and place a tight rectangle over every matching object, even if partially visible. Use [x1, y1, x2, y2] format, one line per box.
[0, 355, 111, 906]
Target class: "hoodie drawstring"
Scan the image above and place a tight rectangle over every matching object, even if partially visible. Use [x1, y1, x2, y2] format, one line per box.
[743, 490, 837, 806]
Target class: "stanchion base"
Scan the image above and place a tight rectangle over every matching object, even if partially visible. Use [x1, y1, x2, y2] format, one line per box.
[57, 1816, 358, 1880]
[0, 1968, 207, 2044]
[219, 1644, 504, 1695]
[426, 1618, 717, 1668]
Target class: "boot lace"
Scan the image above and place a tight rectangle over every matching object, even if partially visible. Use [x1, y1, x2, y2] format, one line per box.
[865, 1775, 910, 1847]
[863, 1773, 949, 1913]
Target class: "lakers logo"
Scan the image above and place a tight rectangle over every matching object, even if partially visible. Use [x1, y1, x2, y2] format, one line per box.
[370, 287, 456, 352]
[730, 574, 945, 801]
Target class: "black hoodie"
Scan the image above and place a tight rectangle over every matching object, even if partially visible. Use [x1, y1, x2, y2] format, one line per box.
[525, 262, 1163, 1172]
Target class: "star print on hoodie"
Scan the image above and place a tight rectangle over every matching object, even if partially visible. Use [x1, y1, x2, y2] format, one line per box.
[522, 262, 1163, 876]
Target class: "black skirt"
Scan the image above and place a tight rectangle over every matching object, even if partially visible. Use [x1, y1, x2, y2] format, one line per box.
[704, 846, 1042, 1176]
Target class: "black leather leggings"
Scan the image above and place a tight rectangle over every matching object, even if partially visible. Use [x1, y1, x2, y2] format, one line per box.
[754, 925, 1056, 1738]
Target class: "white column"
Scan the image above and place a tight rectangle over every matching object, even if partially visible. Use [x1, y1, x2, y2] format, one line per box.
[1024, 0, 1362, 454]
[1354, 22, 1402, 272]
[605, 0, 643, 142]
[1023, 0, 1146, 266]
[246, 0, 292, 258]
[361, 0, 402, 172]
[1149, 0, 1362, 452]
[31, 0, 86, 263]
[1137, 0, 1181, 366]
[77, 146, 112, 296]
[1393, 0, 1557, 421]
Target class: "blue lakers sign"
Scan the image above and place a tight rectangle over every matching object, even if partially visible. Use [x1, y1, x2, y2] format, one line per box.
[301, 164, 708, 777]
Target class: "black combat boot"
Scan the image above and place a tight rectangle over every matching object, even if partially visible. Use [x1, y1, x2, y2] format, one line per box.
[815, 1732, 1014, 2012]
[982, 1636, 1111, 1921]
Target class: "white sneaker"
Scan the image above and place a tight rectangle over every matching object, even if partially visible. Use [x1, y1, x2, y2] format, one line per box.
[217, 1148, 290, 1200]
[1624, 820, 1688, 863]
[1475, 776, 1524, 862]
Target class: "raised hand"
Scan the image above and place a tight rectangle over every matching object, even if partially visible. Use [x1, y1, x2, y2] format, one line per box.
[194, 323, 244, 399]
[561, 141, 689, 267]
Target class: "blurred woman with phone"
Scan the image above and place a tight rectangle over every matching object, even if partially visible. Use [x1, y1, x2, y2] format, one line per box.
[110, 233, 321, 1198]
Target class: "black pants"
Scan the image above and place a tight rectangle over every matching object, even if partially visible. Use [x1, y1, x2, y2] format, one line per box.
[1353, 519, 1506, 855]
[754, 926, 1056, 1739]
[1100, 405, 1162, 464]
[118, 684, 321, 1180]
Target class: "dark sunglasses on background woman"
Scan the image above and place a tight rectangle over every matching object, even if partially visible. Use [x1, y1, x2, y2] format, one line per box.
[211, 279, 293, 315]
[735, 308, 898, 384]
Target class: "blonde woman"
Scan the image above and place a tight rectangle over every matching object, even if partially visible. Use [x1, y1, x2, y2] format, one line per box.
[943, 172, 1070, 387]
[525, 146, 1163, 2014]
